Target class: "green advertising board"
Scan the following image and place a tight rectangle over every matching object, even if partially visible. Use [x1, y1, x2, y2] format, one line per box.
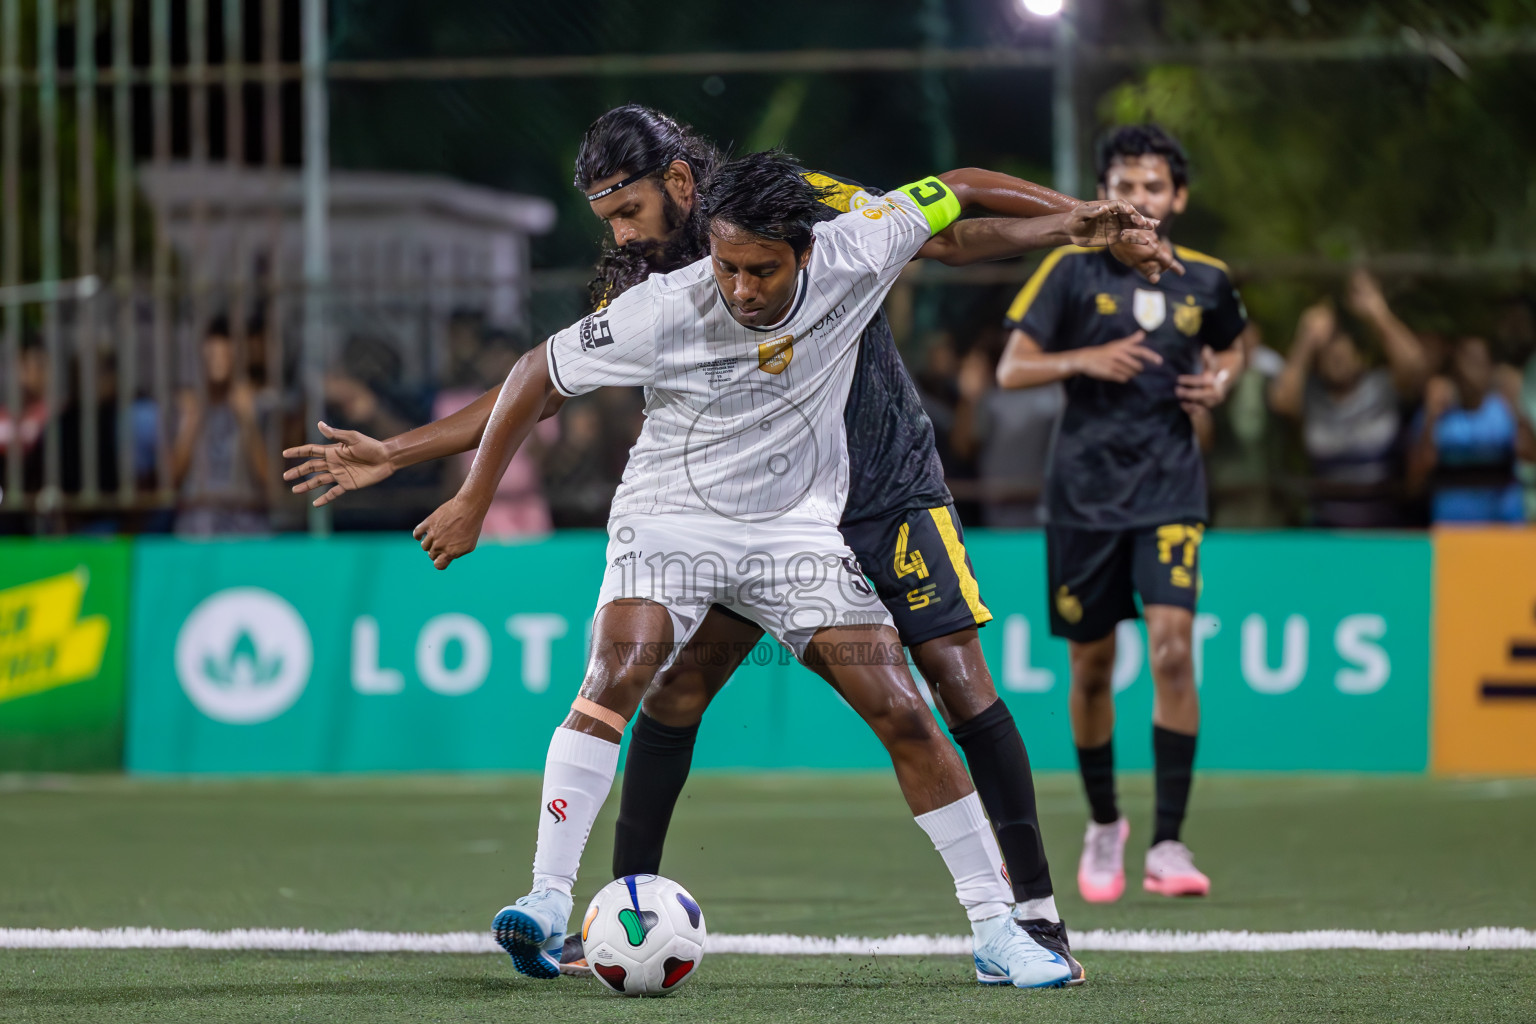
[965, 531, 1432, 772]
[126, 532, 1430, 773]
[0, 539, 131, 770]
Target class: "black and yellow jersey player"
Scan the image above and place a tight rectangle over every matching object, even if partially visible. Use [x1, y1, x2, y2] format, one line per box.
[996, 123, 1247, 907]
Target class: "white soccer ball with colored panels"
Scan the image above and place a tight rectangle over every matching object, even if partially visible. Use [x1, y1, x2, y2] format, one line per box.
[581, 874, 706, 996]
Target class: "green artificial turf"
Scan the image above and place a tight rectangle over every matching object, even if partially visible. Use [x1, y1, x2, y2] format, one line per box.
[2, 773, 1534, 1022]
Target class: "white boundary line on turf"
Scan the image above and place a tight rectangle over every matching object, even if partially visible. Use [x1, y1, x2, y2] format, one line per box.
[2, 928, 1534, 954]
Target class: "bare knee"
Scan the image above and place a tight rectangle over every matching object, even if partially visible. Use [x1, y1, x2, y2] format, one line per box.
[1070, 635, 1116, 698]
[1149, 628, 1193, 689]
[866, 691, 942, 751]
[640, 669, 713, 727]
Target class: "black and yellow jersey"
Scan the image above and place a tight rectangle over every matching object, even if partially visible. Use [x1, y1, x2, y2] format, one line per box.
[1004, 244, 1247, 528]
[801, 169, 952, 525]
[802, 170, 879, 213]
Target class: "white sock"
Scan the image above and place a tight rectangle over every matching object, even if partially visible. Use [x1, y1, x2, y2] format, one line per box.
[1016, 895, 1060, 923]
[531, 727, 620, 896]
[914, 792, 1013, 923]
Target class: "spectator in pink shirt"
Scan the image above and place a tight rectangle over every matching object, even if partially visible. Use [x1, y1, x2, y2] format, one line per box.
[432, 344, 557, 539]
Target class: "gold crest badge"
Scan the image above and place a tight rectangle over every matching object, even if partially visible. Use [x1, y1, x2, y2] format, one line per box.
[758, 335, 794, 374]
[1095, 293, 1119, 315]
[1174, 294, 1203, 336]
[1055, 585, 1083, 625]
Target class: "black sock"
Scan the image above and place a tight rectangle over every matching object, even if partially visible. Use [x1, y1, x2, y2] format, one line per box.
[1075, 740, 1119, 825]
[1152, 725, 1198, 846]
[951, 699, 1053, 902]
[612, 712, 699, 878]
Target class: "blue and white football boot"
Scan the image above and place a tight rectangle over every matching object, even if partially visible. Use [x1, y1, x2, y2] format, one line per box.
[493, 888, 573, 980]
[971, 914, 1073, 988]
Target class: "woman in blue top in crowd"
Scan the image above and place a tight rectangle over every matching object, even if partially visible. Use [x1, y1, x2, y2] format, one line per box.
[1408, 335, 1536, 523]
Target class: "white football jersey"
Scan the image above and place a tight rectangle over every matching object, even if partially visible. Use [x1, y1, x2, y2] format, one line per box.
[545, 184, 948, 525]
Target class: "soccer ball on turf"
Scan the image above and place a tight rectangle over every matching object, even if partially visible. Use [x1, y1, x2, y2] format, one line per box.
[581, 874, 706, 996]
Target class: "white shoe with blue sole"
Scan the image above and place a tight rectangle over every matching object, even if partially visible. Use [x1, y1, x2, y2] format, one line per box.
[493, 888, 573, 980]
[972, 915, 1073, 988]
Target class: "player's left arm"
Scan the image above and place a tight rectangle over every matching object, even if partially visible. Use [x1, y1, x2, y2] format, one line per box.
[1175, 272, 1249, 414]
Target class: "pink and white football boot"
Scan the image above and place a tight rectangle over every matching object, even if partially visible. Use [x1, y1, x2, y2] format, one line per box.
[1143, 840, 1211, 897]
[1076, 817, 1129, 903]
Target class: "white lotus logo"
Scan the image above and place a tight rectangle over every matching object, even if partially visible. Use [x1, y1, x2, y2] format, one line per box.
[175, 588, 313, 724]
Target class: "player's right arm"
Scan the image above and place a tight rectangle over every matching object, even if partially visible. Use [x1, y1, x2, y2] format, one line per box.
[994, 248, 1161, 389]
[413, 342, 562, 569]
[997, 327, 1161, 388]
[414, 286, 661, 569]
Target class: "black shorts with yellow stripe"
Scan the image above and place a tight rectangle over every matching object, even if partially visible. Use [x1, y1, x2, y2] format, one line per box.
[840, 504, 993, 648]
[1046, 519, 1203, 642]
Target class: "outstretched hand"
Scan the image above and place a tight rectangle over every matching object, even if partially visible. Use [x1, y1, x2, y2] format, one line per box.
[1064, 198, 1158, 248]
[413, 496, 485, 570]
[282, 421, 393, 507]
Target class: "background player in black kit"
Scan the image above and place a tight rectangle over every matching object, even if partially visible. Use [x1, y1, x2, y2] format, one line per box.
[995, 124, 1247, 903]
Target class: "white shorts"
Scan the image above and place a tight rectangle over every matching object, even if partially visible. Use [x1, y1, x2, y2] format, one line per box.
[595, 512, 893, 663]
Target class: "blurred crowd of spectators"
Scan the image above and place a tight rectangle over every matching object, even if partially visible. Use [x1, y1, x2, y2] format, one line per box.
[925, 271, 1536, 531]
[2, 273, 1534, 537]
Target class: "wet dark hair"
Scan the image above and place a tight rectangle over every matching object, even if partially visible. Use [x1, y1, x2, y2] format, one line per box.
[573, 105, 722, 195]
[699, 150, 837, 262]
[576, 106, 724, 310]
[1096, 123, 1189, 190]
[588, 242, 660, 310]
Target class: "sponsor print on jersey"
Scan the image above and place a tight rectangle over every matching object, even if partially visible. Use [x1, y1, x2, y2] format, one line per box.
[1133, 289, 1166, 331]
[579, 314, 614, 351]
[809, 303, 846, 335]
[757, 335, 794, 375]
[906, 583, 939, 610]
[1174, 294, 1203, 336]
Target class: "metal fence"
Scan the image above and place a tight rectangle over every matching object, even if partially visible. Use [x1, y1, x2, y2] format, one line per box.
[0, 0, 560, 533]
[0, 0, 314, 527]
[3, 5, 1533, 534]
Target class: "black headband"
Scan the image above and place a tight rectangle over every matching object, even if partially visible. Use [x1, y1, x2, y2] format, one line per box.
[584, 164, 666, 202]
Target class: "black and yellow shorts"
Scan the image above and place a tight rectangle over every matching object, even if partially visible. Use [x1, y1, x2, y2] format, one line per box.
[840, 504, 993, 648]
[1046, 519, 1204, 642]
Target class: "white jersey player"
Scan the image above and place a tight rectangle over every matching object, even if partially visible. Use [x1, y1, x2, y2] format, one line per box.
[405, 152, 1160, 991]
[543, 181, 941, 651]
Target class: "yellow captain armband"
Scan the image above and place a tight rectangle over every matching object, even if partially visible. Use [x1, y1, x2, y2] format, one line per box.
[895, 175, 963, 234]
